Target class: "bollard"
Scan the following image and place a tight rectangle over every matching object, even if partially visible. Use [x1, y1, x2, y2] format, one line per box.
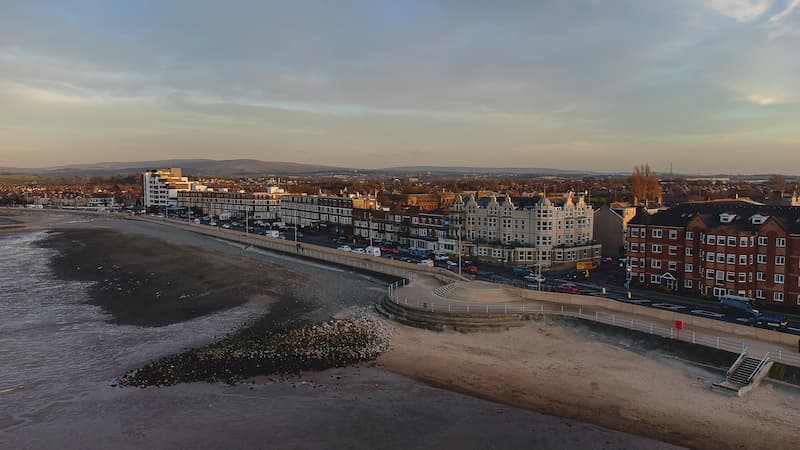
[595, 311, 599, 321]
[561, 305, 564, 313]
[602, 287, 606, 294]
[630, 319, 634, 329]
[692, 332, 696, 344]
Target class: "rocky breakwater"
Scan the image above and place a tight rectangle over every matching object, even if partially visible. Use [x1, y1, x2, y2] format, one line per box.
[118, 313, 393, 387]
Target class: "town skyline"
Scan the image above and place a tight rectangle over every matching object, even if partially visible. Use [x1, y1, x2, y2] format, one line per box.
[2, 1, 800, 173]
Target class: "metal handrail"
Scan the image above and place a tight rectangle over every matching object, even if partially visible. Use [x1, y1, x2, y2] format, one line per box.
[727, 350, 749, 378]
[748, 352, 771, 382]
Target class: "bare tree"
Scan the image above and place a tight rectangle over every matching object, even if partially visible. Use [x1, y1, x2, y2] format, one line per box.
[631, 164, 662, 205]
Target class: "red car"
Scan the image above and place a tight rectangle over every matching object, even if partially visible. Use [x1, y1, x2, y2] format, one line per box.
[464, 265, 479, 275]
[554, 283, 579, 294]
[380, 247, 400, 254]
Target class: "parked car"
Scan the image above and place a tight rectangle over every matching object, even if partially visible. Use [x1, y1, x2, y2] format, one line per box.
[719, 295, 759, 315]
[464, 265, 479, 275]
[524, 274, 546, 283]
[513, 266, 532, 277]
[209, 221, 217, 226]
[554, 283, 580, 294]
[745, 313, 789, 329]
[417, 259, 434, 267]
[381, 247, 400, 255]
[221, 223, 231, 229]
[352, 248, 366, 254]
[446, 260, 458, 267]
[337, 245, 352, 252]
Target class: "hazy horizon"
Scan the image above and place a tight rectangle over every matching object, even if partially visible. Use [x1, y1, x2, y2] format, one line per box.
[2, 1, 800, 173]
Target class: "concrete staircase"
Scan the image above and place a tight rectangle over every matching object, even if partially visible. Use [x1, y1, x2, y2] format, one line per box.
[376, 297, 528, 332]
[713, 352, 773, 396]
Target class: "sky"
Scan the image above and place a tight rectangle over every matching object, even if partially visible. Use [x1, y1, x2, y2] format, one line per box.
[1, 0, 800, 174]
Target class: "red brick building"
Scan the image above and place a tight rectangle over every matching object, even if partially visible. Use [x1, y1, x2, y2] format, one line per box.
[626, 202, 800, 308]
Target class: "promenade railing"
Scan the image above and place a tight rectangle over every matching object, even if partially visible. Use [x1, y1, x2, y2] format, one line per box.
[385, 294, 800, 368]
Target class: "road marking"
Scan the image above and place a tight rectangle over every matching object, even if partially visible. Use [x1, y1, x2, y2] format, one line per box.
[652, 303, 686, 311]
[736, 317, 751, 323]
[788, 327, 800, 332]
[690, 310, 725, 319]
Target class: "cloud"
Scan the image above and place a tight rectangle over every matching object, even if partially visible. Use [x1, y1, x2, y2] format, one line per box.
[706, 0, 772, 22]
[766, 0, 800, 38]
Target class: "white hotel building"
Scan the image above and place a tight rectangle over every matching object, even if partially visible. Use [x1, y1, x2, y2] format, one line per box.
[143, 168, 206, 208]
[449, 192, 600, 268]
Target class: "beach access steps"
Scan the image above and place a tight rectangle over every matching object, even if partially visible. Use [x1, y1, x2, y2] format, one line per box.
[376, 296, 526, 332]
[712, 351, 773, 396]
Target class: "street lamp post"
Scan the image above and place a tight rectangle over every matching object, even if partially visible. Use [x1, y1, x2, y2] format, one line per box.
[457, 227, 462, 278]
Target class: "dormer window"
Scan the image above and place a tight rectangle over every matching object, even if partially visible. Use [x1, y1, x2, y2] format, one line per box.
[750, 214, 768, 225]
[719, 213, 735, 224]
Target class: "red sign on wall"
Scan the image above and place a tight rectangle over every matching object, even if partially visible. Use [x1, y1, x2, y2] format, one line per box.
[675, 320, 684, 330]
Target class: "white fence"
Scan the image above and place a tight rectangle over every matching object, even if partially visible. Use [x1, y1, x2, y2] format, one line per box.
[385, 294, 800, 368]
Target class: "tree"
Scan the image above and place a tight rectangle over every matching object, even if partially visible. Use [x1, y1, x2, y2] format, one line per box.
[769, 174, 786, 194]
[631, 164, 662, 205]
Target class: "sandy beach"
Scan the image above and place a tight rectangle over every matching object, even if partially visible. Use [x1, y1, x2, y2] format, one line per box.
[5, 210, 797, 449]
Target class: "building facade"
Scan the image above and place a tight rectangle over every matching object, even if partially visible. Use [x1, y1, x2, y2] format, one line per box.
[593, 203, 637, 258]
[626, 202, 800, 307]
[177, 190, 285, 220]
[449, 192, 600, 268]
[143, 168, 206, 208]
[280, 194, 379, 231]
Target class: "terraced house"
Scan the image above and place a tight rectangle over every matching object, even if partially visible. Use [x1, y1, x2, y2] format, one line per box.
[626, 201, 800, 308]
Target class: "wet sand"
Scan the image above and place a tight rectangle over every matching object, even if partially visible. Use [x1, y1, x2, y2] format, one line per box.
[38, 228, 295, 326]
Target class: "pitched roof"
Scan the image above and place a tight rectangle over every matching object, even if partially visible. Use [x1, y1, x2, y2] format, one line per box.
[629, 201, 800, 233]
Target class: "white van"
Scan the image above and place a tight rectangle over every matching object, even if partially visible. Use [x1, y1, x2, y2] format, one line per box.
[364, 246, 381, 257]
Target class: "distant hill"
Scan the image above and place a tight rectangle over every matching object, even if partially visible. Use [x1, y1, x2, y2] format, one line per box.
[0, 159, 351, 177]
[381, 166, 604, 176]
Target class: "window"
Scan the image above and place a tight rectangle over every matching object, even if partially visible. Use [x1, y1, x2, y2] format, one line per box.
[775, 274, 784, 284]
[716, 253, 725, 263]
[739, 237, 748, 247]
[686, 231, 694, 240]
[706, 269, 714, 279]
[685, 263, 693, 273]
[738, 272, 746, 282]
[726, 272, 735, 282]
[774, 292, 784, 302]
[652, 244, 662, 253]
[631, 243, 639, 252]
[756, 289, 764, 299]
[707, 252, 715, 262]
[685, 247, 694, 256]
[739, 255, 747, 265]
[651, 259, 662, 269]
[727, 236, 736, 247]
[652, 229, 663, 238]
[668, 261, 677, 271]
[631, 228, 639, 238]
[797, 294, 800, 306]
[668, 246, 677, 255]
[757, 254, 767, 264]
[776, 256, 785, 266]
[757, 272, 765, 281]
[716, 270, 725, 281]
[669, 230, 677, 240]
[777, 237, 786, 247]
[758, 236, 767, 246]
[727, 254, 736, 264]
[685, 280, 693, 289]
[707, 235, 716, 245]
[651, 274, 661, 284]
